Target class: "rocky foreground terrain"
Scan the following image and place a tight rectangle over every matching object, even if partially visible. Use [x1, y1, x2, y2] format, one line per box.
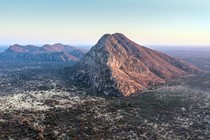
[0, 60, 210, 139]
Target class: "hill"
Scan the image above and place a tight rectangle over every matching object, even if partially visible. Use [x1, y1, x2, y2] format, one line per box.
[71, 33, 202, 96]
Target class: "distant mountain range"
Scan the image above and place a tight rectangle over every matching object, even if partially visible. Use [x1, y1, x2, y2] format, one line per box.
[0, 43, 86, 62]
[70, 33, 203, 96]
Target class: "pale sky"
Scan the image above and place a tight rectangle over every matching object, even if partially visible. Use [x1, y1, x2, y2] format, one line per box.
[0, 0, 210, 46]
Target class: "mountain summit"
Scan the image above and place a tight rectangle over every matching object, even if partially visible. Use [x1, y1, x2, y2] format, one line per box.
[71, 33, 202, 96]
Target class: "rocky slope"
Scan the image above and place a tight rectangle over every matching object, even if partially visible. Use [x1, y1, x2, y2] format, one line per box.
[0, 44, 86, 62]
[71, 33, 202, 96]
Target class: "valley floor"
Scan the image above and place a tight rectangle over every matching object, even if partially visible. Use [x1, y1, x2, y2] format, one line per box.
[0, 60, 210, 139]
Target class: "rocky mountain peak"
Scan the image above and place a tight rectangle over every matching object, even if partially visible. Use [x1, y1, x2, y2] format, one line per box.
[71, 33, 203, 96]
[8, 44, 38, 53]
[9, 44, 23, 52]
[42, 43, 65, 52]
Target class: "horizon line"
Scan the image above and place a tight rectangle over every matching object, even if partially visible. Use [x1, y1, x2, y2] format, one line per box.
[0, 43, 210, 47]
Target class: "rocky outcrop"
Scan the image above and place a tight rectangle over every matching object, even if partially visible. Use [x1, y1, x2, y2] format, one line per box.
[71, 33, 202, 96]
[0, 44, 86, 62]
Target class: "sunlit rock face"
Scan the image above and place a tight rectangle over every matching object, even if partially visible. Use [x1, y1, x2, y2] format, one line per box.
[71, 33, 202, 96]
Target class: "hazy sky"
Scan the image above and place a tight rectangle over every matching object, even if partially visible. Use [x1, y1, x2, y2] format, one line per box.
[0, 0, 210, 46]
